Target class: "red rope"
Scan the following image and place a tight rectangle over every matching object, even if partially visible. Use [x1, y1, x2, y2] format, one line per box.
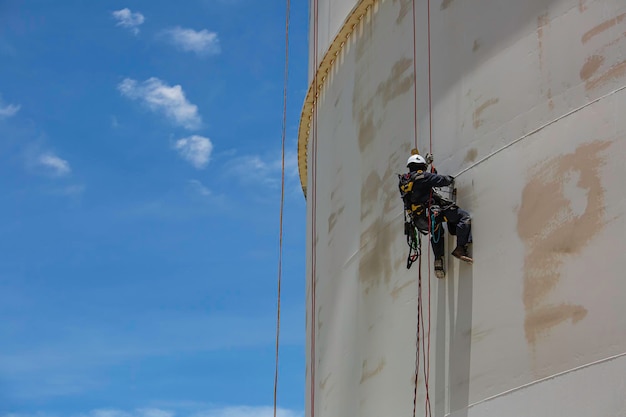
[413, 253, 422, 417]
[424, 0, 434, 414]
[273, 0, 291, 416]
[411, 0, 418, 149]
[309, 1, 319, 416]
[411, 1, 420, 414]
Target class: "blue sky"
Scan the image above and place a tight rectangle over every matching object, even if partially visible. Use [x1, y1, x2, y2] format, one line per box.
[0, 1, 308, 416]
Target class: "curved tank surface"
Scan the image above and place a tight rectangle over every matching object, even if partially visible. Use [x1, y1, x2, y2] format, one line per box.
[299, 0, 626, 416]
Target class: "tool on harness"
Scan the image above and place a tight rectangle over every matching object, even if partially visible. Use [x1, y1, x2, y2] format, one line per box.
[398, 170, 455, 269]
[399, 172, 431, 269]
[403, 210, 421, 269]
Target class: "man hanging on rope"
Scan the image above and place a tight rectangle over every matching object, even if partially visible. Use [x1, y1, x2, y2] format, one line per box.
[399, 152, 473, 278]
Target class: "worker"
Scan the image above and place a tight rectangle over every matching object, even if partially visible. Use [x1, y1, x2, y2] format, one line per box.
[399, 153, 473, 278]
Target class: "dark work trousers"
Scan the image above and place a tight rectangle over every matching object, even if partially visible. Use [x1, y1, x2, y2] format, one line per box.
[429, 206, 472, 259]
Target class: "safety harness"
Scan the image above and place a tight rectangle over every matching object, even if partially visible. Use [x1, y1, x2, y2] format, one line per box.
[398, 170, 454, 269]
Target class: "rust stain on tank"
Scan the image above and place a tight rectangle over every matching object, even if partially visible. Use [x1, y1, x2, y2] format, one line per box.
[473, 98, 499, 128]
[537, 13, 549, 71]
[328, 206, 345, 235]
[393, 0, 412, 24]
[358, 153, 406, 294]
[464, 148, 478, 163]
[355, 13, 373, 61]
[440, 0, 454, 10]
[320, 373, 332, 390]
[525, 304, 588, 344]
[360, 358, 386, 384]
[578, 0, 587, 12]
[472, 39, 481, 52]
[359, 221, 395, 294]
[357, 112, 377, 153]
[517, 140, 611, 344]
[580, 55, 605, 80]
[360, 171, 382, 221]
[391, 280, 413, 300]
[393, 255, 405, 272]
[582, 13, 626, 44]
[585, 60, 626, 90]
[377, 58, 414, 108]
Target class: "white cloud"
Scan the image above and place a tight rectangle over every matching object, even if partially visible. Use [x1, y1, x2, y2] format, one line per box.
[228, 150, 299, 187]
[112, 8, 145, 35]
[193, 407, 302, 417]
[1, 407, 301, 417]
[174, 135, 213, 169]
[0, 96, 20, 118]
[164, 27, 221, 56]
[118, 78, 202, 130]
[188, 179, 211, 196]
[38, 153, 71, 176]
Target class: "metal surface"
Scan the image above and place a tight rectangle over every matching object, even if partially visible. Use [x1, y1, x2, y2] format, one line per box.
[302, 0, 626, 416]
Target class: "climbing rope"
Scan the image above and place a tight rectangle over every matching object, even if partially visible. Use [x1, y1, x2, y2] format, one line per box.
[310, 0, 320, 416]
[273, 0, 291, 416]
[410, 0, 434, 415]
[425, 0, 434, 414]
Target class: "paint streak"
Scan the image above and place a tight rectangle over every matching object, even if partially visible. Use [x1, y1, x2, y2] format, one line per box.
[353, 57, 414, 153]
[355, 13, 373, 61]
[357, 113, 377, 153]
[377, 58, 414, 108]
[360, 359, 386, 384]
[334, 93, 341, 108]
[390, 280, 413, 300]
[586, 60, 626, 91]
[393, 255, 405, 272]
[320, 373, 331, 390]
[517, 141, 611, 344]
[471, 327, 490, 343]
[328, 205, 345, 234]
[317, 306, 323, 331]
[358, 152, 405, 294]
[352, 25, 413, 293]
[472, 39, 480, 52]
[393, 0, 412, 24]
[440, 0, 454, 10]
[582, 13, 626, 44]
[464, 148, 478, 163]
[537, 13, 549, 71]
[579, 55, 605, 81]
[473, 98, 499, 128]
[525, 304, 588, 344]
[547, 88, 554, 110]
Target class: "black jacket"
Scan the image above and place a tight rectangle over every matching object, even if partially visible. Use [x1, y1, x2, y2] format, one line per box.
[406, 170, 454, 206]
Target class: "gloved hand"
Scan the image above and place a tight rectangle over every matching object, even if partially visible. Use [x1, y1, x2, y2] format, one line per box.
[425, 153, 434, 165]
[445, 175, 455, 183]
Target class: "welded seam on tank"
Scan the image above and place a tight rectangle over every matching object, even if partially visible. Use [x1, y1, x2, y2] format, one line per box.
[297, 0, 380, 195]
[448, 350, 626, 415]
[455, 84, 626, 178]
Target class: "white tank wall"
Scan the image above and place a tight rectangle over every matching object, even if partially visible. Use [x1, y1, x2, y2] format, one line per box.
[303, 0, 626, 416]
[307, 0, 360, 81]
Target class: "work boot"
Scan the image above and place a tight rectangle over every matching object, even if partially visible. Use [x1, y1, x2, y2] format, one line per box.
[451, 245, 473, 264]
[434, 257, 445, 279]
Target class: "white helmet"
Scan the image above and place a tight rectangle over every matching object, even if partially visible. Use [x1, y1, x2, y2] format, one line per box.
[406, 154, 426, 167]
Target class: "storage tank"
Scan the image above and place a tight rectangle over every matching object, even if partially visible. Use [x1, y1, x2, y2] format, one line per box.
[298, 0, 626, 416]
